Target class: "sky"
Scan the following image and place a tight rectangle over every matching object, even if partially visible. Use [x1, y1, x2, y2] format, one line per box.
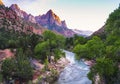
[2, 0, 120, 31]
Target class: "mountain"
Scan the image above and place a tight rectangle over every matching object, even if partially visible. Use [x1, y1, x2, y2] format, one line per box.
[10, 4, 96, 37]
[35, 9, 75, 37]
[10, 4, 36, 23]
[92, 25, 105, 36]
[0, 4, 45, 35]
[35, 9, 67, 28]
[92, 5, 120, 39]
[10, 4, 75, 37]
[73, 29, 93, 37]
[0, 0, 4, 5]
[89, 25, 106, 39]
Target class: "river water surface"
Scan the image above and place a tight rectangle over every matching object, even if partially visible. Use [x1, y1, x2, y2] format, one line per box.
[57, 50, 92, 84]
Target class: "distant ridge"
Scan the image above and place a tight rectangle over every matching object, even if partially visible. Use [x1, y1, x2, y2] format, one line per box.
[73, 29, 93, 37]
[91, 25, 106, 39]
[92, 25, 105, 36]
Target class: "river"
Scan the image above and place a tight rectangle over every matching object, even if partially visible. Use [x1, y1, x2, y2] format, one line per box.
[57, 50, 92, 84]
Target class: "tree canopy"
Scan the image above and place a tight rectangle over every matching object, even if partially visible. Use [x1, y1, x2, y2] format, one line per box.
[34, 30, 65, 62]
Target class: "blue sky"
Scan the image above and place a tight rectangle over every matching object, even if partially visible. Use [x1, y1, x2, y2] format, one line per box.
[3, 0, 120, 31]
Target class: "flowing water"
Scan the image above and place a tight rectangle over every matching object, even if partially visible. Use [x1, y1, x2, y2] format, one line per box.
[57, 50, 92, 84]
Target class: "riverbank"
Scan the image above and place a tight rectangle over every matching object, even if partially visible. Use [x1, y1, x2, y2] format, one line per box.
[84, 59, 95, 67]
[32, 57, 70, 84]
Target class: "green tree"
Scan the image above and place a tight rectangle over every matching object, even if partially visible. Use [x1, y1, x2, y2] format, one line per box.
[95, 57, 115, 76]
[73, 44, 88, 60]
[86, 36, 105, 59]
[74, 36, 105, 60]
[56, 34, 65, 49]
[65, 37, 74, 50]
[1, 50, 33, 83]
[88, 6, 120, 84]
[34, 30, 65, 62]
[89, 57, 117, 84]
[74, 35, 87, 45]
[43, 30, 56, 41]
[34, 41, 49, 61]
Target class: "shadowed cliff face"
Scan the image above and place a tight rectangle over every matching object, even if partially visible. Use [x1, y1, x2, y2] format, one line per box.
[10, 4, 75, 37]
[91, 25, 106, 39]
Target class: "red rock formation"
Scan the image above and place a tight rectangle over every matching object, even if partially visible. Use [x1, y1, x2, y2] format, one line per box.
[35, 9, 75, 37]
[10, 4, 75, 37]
[0, 5, 45, 35]
[0, 49, 14, 61]
[10, 4, 36, 23]
[0, 0, 4, 5]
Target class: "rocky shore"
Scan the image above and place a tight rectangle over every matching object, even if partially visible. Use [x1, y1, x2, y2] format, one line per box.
[84, 60, 95, 67]
[32, 57, 70, 84]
